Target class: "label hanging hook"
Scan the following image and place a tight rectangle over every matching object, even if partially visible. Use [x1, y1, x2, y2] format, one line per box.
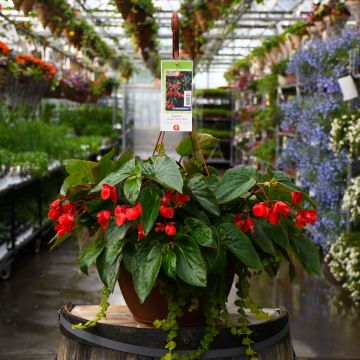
[171, 11, 179, 61]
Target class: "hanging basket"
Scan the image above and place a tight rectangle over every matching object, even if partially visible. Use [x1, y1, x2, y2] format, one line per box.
[136, 25, 153, 49]
[33, 3, 53, 28]
[278, 42, 289, 59]
[115, 0, 133, 20]
[207, 1, 220, 18]
[19, 0, 36, 14]
[287, 33, 302, 50]
[346, 0, 360, 24]
[194, 9, 210, 33]
[325, 16, 349, 38]
[182, 27, 196, 60]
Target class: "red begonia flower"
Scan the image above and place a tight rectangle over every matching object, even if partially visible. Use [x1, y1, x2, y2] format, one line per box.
[160, 205, 175, 219]
[295, 210, 318, 228]
[161, 191, 174, 206]
[138, 223, 146, 240]
[101, 184, 118, 203]
[252, 202, 269, 218]
[114, 205, 127, 226]
[165, 222, 177, 236]
[97, 210, 111, 230]
[291, 192, 302, 206]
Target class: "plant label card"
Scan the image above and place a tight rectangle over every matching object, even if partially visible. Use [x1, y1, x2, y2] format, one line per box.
[161, 60, 193, 132]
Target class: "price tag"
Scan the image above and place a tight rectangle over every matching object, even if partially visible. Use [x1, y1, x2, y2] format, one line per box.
[160, 60, 193, 132]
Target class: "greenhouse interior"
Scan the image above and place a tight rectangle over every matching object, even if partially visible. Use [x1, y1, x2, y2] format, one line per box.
[0, 0, 359, 359]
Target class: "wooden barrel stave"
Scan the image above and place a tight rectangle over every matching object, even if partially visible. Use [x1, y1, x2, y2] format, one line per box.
[57, 304, 294, 360]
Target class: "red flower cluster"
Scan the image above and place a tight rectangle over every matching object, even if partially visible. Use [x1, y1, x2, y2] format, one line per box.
[48, 199, 77, 237]
[154, 222, 177, 236]
[16, 54, 57, 80]
[252, 192, 318, 228]
[101, 184, 118, 203]
[97, 210, 111, 230]
[234, 214, 254, 233]
[0, 41, 10, 56]
[295, 210, 318, 228]
[154, 191, 190, 237]
[114, 203, 142, 226]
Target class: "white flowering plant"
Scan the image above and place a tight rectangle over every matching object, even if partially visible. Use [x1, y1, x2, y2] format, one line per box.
[330, 111, 360, 157]
[326, 232, 360, 304]
[342, 175, 360, 222]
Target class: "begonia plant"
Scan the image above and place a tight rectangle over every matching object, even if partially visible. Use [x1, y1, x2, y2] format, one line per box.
[49, 135, 321, 360]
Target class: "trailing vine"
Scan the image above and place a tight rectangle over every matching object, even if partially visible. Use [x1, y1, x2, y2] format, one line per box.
[72, 286, 111, 329]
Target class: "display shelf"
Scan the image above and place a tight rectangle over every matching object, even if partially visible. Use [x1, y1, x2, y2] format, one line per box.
[194, 89, 235, 168]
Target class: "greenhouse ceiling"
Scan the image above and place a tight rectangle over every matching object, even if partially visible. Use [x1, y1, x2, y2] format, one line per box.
[0, 0, 317, 75]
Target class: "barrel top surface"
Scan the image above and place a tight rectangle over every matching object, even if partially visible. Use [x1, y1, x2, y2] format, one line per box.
[70, 305, 282, 329]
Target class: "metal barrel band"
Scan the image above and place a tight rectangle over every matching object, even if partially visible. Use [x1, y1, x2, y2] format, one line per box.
[59, 312, 289, 358]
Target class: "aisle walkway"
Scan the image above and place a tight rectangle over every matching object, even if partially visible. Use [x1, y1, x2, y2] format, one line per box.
[0, 239, 359, 360]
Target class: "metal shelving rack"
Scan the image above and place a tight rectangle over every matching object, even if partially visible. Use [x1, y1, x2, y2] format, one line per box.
[194, 90, 234, 167]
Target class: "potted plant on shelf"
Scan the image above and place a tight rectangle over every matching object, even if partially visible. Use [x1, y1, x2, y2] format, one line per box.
[48, 133, 322, 359]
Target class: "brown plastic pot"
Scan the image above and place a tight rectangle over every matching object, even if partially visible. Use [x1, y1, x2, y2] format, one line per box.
[119, 263, 234, 326]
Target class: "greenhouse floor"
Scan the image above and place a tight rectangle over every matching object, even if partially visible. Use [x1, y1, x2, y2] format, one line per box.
[0, 239, 359, 360]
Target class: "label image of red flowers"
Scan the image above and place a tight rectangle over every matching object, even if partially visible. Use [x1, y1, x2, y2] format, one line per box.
[165, 70, 192, 111]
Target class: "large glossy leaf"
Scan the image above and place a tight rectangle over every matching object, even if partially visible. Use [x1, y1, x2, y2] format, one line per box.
[96, 249, 121, 291]
[162, 250, 177, 279]
[64, 159, 97, 176]
[289, 236, 322, 276]
[132, 242, 162, 303]
[61, 159, 96, 194]
[185, 174, 220, 215]
[253, 220, 276, 255]
[91, 159, 136, 192]
[92, 149, 114, 183]
[142, 156, 183, 193]
[78, 232, 105, 275]
[124, 177, 142, 204]
[218, 223, 262, 269]
[214, 167, 257, 204]
[139, 187, 161, 234]
[267, 222, 289, 250]
[174, 235, 207, 287]
[184, 217, 216, 247]
[205, 240, 226, 273]
[176, 133, 219, 157]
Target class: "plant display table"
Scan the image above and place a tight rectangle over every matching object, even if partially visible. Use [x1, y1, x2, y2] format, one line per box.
[58, 304, 294, 360]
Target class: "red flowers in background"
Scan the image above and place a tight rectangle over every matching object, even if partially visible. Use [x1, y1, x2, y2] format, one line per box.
[155, 221, 177, 236]
[15, 54, 57, 80]
[234, 214, 254, 233]
[160, 205, 175, 219]
[114, 203, 142, 225]
[97, 210, 111, 230]
[291, 192, 302, 206]
[268, 201, 291, 225]
[101, 184, 118, 203]
[252, 202, 269, 218]
[0, 41, 10, 56]
[48, 199, 77, 237]
[295, 210, 318, 228]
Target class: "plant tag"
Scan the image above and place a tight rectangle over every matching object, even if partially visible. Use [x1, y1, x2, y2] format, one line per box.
[160, 60, 193, 132]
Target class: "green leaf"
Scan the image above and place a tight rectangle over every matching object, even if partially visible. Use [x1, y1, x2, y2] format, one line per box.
[272, 171, 316, 207]
[205, 240, 226, 273]
[91, 159, 136, 192]
[49, 233, 71, 252]
[96, 249, 121, 291]
[142, 156, 183, 193]
[253, 220, 276, 255]
[267, 222, 289, 250]
[184, 217, 216, 247]
[214, 167, 257, 204]
[61, 159, 96, 194]
[185, 174, 220, 216]
[124, 177, 142, 204]
[218, 223, 262, 269]
[78, 233, 105, 275]
[113, 150, 134, 170]
[176, 133, 219, 157]
[162, 250, 177, 279]
[289, 236, 322, 276]
[174, 235, 207, 287]
[64, 159, 97, 176]
[207, 174, 220, 192]
[92, 149, 114, 183]
[132, 242, 162, 303]
[139, 187, 161, 234]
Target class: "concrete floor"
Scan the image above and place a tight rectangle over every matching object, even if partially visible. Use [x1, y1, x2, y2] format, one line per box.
[0, 239, 359, 360]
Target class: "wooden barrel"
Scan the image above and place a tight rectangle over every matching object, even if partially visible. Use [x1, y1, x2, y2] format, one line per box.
[58, 304, 295, 360]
